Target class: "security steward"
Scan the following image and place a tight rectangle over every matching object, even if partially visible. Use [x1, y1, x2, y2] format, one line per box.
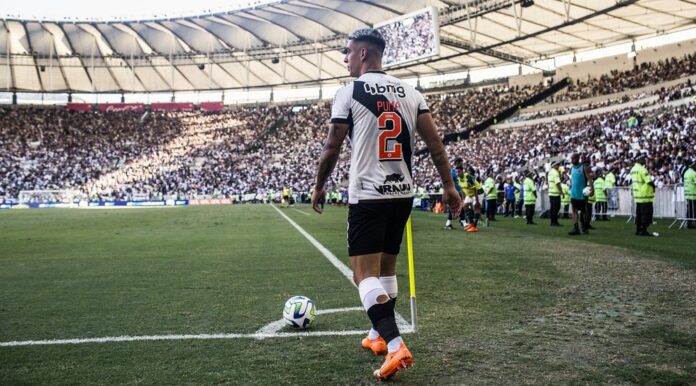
[594, 169, 608, 221]
[547, 161, 563, 226]
[684, 158, 696, 229]
[630, 153, 655, 236]
[523, 170, 537, 225]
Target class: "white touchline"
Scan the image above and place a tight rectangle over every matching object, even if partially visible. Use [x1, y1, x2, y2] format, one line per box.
[270, 205, 412, 329]
[0, 330, 372, 347]
[271, 204, 354, 284]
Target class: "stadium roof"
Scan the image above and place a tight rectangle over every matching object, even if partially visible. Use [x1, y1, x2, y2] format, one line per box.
[1, 0, 695, 93]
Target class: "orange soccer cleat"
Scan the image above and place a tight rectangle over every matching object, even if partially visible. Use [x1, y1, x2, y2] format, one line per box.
[466, 225, 478, 232]
[373, 342, 414, 381]
[361, 336, 387, 356]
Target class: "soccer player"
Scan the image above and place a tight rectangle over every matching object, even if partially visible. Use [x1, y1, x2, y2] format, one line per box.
[460, 166, 482, 232]
[568, 153, 593, 235]
[444, 157, 467, 229]
[282, 186, 291, 208]
[311, 28, 462, 381]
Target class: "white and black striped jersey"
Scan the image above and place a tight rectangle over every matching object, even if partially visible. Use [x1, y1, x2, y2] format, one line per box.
[330, 71, 429, 204]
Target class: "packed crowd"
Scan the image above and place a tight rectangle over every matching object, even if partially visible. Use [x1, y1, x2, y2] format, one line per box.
[545, 53, 696, 103]
[0, 107, 184, 200]
[2, 54, 695, 202]
[516, 79, 695, 122]
[426, 82, 548, 133]
[413, 101, 696, 192]
[0, 106, 284, 200]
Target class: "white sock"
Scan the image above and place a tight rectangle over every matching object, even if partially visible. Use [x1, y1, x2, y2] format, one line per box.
[387, 336, 403, 353]
[365, 276, 398, 341]
[358, 277, 388, 311]
[445, 219, 452, 226]
[379, 276, 398, 299]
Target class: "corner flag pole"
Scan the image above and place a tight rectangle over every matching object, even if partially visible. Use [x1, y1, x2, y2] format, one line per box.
[405, 216, 417, 332]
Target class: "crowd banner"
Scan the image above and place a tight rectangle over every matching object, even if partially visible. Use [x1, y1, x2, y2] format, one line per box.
[200, 102, 224, 112]
[188, 198, 234, 205]
[86, 200, 188, 207]
[151, 102, 194, 111]
[66, 103, 92, 112]
[670, 183, 696, 229]
[97, 103, 145, 112]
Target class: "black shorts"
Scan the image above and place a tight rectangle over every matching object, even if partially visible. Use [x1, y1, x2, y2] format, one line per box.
[347, 198, 413, 256]
[571, 198, 587, 211]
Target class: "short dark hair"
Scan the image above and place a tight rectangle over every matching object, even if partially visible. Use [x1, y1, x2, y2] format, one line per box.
[348, 28, 386, 55]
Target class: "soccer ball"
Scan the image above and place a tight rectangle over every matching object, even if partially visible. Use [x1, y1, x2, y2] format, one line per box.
[283, 296, 316, 329]
[582, 186, 592, 197]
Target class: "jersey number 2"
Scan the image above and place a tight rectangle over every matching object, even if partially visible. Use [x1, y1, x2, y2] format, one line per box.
[378, 112, 402, 161]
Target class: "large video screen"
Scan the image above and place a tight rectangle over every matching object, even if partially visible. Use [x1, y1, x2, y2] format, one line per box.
[375, 7, 440, 68]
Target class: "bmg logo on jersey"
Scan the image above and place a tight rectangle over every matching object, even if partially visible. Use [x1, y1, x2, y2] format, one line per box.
[363, 82, 406, 98]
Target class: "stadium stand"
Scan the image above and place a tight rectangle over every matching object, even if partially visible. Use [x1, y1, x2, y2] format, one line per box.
[1, 54, 695, 202]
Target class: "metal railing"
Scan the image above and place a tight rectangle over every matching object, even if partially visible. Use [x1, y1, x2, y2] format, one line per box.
[534, 185, 692, 226]
[670, 183, 696, 229]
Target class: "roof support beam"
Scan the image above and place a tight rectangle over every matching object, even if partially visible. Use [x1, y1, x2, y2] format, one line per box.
[510, 0, 523, 37]
[3, 23, 15, 91]
[20, 22, 45, 92]
[440, 36, 526, 64]
[61, 25, 96, 91]
[41, 25, 70, 92]
[561, 0, 572, 22]
[441, 0, 527, 26]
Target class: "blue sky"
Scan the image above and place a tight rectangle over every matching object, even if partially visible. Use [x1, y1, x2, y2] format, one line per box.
[2, 0, 276, 21]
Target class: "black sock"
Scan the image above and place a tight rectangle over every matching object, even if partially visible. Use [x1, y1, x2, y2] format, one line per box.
[366, 302, 400, 344]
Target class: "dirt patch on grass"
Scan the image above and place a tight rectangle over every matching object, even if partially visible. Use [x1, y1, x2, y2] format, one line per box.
[444, 242, 696, 385]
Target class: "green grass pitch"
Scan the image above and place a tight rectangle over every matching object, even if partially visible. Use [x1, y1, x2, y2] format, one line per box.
[1, 205, 695, 385]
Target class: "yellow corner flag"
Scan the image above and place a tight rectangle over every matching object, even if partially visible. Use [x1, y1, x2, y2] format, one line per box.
[406, 216, 417, 332]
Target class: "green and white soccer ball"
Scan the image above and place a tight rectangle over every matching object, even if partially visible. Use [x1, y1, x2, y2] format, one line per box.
[283, 296, 316, 329]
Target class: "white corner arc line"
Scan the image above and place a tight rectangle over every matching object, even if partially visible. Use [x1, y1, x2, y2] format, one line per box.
[270, 205, 412, 330]
[256, 306, 364, 336]
[290, 208, 311, 216]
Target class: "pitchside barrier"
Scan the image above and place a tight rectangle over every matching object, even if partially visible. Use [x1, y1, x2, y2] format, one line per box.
[535, 185, 684, 222]
[670, 183, 696, 229]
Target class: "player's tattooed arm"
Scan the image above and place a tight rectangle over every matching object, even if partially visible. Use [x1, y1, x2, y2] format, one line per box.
[415, 112, 455, 188]
[314, 122, 349, 189]
[416, 112, 462, 216]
